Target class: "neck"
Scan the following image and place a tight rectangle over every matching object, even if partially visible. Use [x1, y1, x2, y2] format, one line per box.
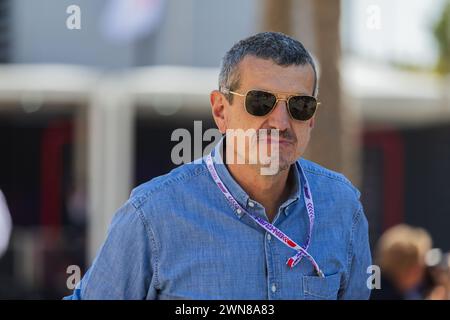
[226, 160, 292, 223]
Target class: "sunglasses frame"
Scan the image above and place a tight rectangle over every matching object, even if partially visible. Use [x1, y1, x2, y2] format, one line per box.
[222, 88, 320, 121]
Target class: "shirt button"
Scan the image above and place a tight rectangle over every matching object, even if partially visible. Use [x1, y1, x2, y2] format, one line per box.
[236, 209, 242, 215]
[266, 234, 272, 241]
[271, 284, 277, 293]
[248, 201, 255, 208]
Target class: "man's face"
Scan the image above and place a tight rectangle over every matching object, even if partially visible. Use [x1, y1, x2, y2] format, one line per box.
[211, 55, 316, 173]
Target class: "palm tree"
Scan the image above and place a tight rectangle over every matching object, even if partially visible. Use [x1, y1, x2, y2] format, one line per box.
[433, 0, 450, 75]
[263, 0, 361, 185]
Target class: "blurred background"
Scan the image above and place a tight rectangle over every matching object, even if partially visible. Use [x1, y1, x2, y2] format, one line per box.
[0, 0, 449, 299]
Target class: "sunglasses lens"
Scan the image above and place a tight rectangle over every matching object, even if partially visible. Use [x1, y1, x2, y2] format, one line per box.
[245, 90, 277, 116]
[288, 96, 317, 120]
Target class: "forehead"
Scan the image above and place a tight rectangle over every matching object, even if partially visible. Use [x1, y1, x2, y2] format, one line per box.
[236, 55, 315, 95]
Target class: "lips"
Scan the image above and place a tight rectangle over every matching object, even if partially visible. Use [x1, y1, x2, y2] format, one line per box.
[260, 137, 294, 145]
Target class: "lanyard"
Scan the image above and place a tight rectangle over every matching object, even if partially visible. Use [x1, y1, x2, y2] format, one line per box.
[205, 152, 324, 277]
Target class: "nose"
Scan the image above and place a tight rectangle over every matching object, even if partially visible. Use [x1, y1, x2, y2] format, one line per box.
[267, 99, 290, 131]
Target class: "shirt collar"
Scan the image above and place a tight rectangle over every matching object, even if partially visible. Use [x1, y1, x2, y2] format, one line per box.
[210, 136, 301, 219]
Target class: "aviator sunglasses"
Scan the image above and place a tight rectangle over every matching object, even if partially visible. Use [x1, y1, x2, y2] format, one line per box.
[222, 88, 319, 121]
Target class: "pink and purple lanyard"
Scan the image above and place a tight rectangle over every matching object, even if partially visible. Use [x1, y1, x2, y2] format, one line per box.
[206, 153, 324, 277]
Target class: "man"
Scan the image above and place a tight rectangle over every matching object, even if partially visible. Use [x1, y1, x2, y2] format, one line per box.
[65, 32, 371, 300]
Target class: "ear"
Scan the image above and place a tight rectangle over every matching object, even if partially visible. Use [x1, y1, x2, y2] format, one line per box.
[210, 90, 228, 134]
[309, 115, 316, 129]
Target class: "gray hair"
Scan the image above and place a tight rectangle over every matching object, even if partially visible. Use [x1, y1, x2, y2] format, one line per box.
[219, 32, 319, 103]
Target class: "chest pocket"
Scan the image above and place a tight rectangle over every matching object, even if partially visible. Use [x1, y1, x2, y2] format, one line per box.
[303, 273, 341, 300]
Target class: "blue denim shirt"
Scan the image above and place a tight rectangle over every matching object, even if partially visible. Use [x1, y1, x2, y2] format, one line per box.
[65, 139, 371, 300]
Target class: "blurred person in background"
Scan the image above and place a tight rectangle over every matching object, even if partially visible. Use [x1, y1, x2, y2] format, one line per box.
[371, 224, 432, 300]
[0, 190, 12, 258]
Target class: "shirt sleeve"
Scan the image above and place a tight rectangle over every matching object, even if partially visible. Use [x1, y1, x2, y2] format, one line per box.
[339, 202, 372, 300]
[63, 200, 158, 300]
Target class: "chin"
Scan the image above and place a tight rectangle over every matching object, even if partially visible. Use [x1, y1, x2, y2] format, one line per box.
[271, 157, 293, 173]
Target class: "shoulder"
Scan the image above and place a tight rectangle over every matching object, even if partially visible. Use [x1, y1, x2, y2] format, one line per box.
[298, 157, 361, 201]
[128, 161, 209, 210]
[298, 158, 367, 241]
